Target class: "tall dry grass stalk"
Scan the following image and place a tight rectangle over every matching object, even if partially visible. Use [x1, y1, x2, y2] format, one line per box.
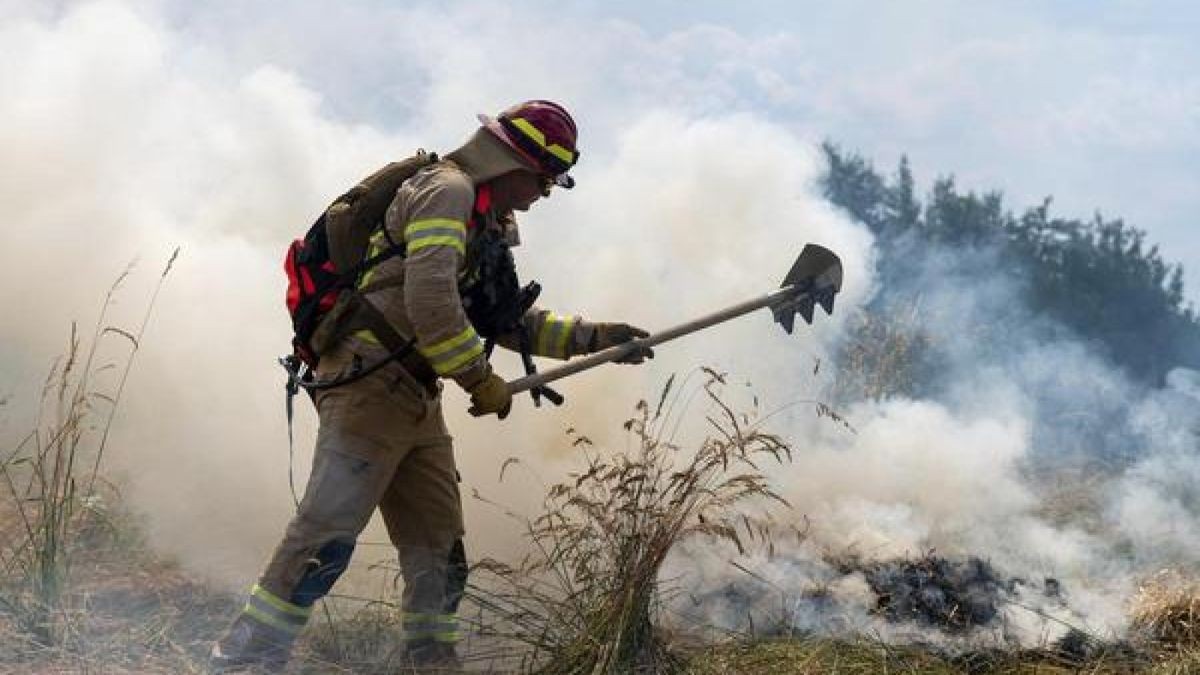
[0, 250, 177, 645]
[468, 370, 794, 674]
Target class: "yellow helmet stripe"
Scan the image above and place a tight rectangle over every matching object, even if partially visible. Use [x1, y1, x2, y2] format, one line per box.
[510, 117, 576, 165]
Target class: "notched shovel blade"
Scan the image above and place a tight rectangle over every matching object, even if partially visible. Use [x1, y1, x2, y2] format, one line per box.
[774, 244, 844, 333]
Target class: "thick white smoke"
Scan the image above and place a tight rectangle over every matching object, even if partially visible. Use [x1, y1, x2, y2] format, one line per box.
[664, 246, 1200, 645]
[0, 2, 870, 589]
[3, 1, 1197, 650]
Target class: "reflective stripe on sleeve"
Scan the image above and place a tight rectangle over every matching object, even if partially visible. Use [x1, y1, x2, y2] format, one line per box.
[404, 218, 466, 256]
[535, 314, 577, 359]
[241, 584, 311, 635]
[419, 326, 484, 375]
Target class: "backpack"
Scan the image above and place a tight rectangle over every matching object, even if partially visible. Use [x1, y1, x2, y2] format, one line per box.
[284, 151, 438, 368]
[281, 150, 563, 407]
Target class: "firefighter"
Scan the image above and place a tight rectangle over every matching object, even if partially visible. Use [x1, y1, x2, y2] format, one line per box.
[211, 100, 652, 671]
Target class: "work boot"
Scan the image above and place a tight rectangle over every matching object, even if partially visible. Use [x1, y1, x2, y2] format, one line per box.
[400, 638, 462, 672]
[209, 614, 295, 673]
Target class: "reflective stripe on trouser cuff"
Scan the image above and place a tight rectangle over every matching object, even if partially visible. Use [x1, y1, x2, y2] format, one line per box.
[402, 612, 460, 643]
[241, 584, 311, 635]
[405, 219, 466, 256]
[536, 314, 576, 359]
[419, 326, 484, 375]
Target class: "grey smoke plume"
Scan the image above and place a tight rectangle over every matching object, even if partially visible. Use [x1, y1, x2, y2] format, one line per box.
[3, 2, 1197, 650]
[663, 242, 1200, 646]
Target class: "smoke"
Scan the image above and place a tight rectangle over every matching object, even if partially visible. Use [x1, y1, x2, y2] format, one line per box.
[0, 1, 870, 590]
[663, 240, 1200, 645]
[4, 0, 1197, 652]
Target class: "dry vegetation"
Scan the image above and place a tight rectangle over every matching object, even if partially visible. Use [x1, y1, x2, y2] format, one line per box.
[1, 265, 1199, 673]
[464, 370, 792, 674]
[1132, 571, 1200, 653]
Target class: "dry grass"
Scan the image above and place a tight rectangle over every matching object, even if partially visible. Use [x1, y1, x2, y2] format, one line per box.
[466, 371, 795, 674]
[0, 537, 236, 674]
[685, 637, 1182, 674]
[1132, 570, 1200, 651]
[0, 252, 178, 657]
[833, 302, 930, 402]
[2, 262, 1197, 674]
[686, 638, 961, 675]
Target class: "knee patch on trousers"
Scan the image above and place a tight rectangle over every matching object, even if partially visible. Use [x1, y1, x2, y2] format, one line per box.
[444, 538, 468, 614]
[291, 538, 355, 608]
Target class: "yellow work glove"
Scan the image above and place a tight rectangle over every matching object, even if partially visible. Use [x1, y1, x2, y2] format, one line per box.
[590, 323, 654, 364]
[467, 370, 512, 419]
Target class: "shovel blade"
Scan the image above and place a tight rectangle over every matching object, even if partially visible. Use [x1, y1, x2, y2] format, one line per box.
[774, 244, 843, 332]
[774, 306, 797, 334]
[818, 289, 836, 315]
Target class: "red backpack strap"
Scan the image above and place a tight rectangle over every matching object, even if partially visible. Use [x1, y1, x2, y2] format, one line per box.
[471, 184, 492, 227]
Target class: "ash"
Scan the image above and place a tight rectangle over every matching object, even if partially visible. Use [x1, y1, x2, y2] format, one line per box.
[854, 554, 1022, 632]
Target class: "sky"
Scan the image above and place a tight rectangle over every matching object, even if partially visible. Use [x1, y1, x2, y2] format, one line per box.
[1, 0, 1198, 639]
[133, 0, 1200, 303]
[15, 0, 1196, 284]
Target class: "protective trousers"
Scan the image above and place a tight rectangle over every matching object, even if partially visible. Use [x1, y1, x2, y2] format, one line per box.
[213, 344, 467, 669]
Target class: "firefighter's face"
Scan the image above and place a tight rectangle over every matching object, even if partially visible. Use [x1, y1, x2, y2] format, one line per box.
[491, 170, 548, 212]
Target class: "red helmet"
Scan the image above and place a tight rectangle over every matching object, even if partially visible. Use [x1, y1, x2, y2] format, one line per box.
[480, 100, 579, 188]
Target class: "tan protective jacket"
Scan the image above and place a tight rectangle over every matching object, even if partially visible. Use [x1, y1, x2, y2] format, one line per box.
[350, 128, 598, 389]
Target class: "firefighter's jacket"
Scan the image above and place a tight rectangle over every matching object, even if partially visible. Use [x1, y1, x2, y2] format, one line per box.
[349, 129, 597, 389]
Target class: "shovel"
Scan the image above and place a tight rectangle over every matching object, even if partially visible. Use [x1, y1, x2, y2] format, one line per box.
[508, 243, 843, 397]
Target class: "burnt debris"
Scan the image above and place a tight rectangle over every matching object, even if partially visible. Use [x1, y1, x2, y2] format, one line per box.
[857, 554, 1017, 632]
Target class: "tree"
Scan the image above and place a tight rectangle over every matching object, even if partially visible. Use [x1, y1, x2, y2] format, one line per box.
[820, 144, 1200, 386]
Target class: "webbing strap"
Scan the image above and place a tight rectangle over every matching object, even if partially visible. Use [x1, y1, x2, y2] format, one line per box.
[283, 359, 305, 509]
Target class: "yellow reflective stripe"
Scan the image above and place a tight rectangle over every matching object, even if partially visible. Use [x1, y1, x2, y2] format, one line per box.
[404, 219, 466, 256]
[405, 218, 466, 236]
[535, 315, 553, 355]
[252, 584, 311, 619]
[407, 236, 465, 256]
[358, 231, 388, 288]
[510, 117, 576, 164]
[434, 339, 484, 375]
[555, 315, 576, 357]
[402, 612, 459, 642]
[419, 326, 484, 375]
[535, 314, 576, 358]
[434, 338, 484, 374]
[402, 628, 461, 642]
[546, 143, 574, 164]
[243, 604, 304, 635]
[401, 613, 458, 625]
[510, 117, 546, 145]
[422, 327, 477, 358]
[354, 329, 380, 345]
